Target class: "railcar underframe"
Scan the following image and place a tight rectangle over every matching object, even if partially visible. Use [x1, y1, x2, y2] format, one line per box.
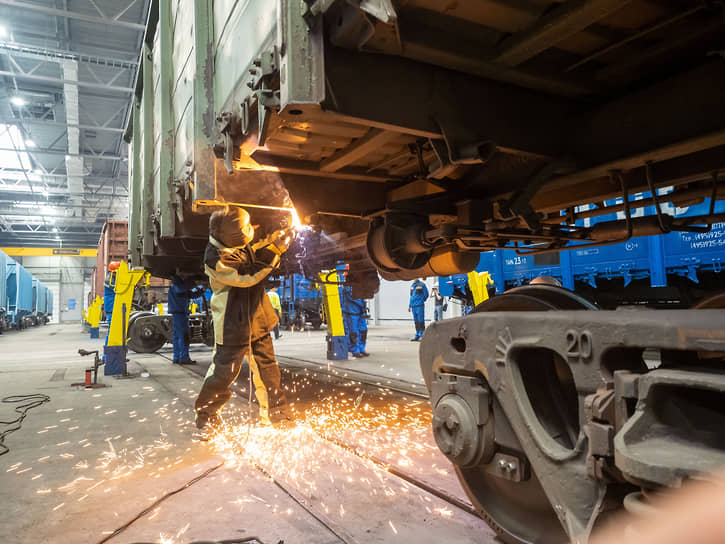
[125, 1, 725, 542]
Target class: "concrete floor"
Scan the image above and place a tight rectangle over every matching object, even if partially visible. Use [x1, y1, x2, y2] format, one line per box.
[0, 323, 497, 544]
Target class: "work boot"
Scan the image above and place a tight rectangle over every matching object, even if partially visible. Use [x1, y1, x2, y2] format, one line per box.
[193, 412, 222, 441]
[410, 337, 420, 342]
[267, 406, 296, 430]
[352, 352, 364, 359]
[175, 359, 196, 365]
[360, 352, 370, 357]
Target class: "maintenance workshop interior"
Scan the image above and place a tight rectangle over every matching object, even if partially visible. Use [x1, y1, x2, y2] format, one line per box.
[2, 1, 725, 544]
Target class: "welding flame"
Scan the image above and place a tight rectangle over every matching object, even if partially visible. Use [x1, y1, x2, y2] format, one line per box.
[289, 207, 302, 230]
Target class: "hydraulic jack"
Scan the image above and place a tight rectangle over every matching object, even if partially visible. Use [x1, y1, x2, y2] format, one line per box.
[73, 349, 107, 388]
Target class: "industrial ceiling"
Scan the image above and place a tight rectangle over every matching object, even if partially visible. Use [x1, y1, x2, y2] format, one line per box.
[0, 0, 149, 248]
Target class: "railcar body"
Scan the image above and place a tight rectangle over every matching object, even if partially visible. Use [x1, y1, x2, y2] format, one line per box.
[127, 1, 725, 542]
[6, 257, 34, 329]
[442, 196, 725, 307]
[0, 249, 8, 331]
[32, 279, 50, 325]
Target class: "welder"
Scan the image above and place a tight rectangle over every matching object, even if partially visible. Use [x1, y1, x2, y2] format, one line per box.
[168, 276, 202, 364]
[103, 261, 120, 343]
[195, 206, 293, 436]
[341, 284, 369, 358]
[408, 278, 429, 341]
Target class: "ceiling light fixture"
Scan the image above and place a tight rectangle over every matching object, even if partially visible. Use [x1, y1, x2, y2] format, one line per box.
[0, 25, 8, 39]
[24, 139, 36, 148]
[9, 95, 25, 107]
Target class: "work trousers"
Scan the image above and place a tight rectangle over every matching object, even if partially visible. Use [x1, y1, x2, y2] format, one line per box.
[195, 334, 287, 424]
[171, 312, 191, 361]
[411, 305, 425, 339]
[434, 305, 443, 322]
[273, 310, 281, 339]
[344, 313, 367, 354]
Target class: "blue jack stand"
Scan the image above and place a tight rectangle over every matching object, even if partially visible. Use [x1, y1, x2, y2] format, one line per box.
[90, 327, 99, 339]
[327, 335, 349, 360]
[103, 345, 126, 375]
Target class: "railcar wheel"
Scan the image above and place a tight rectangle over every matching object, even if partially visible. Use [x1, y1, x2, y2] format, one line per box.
[127, 312, 167, 353]
[454, 285, 596, 544]
[693, 292, 725, 309]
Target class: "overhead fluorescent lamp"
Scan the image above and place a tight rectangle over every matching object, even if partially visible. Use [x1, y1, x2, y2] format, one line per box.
[24, 139, 36, 148]
[9, 95, 25, 107]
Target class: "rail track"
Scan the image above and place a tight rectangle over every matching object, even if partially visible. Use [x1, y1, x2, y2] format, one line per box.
[154, 350, 483, 538]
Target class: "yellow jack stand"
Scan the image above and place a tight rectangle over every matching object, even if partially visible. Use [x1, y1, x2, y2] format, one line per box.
[320, 270, 348, 360]
[467, 270, 494, 306]
[84, 296, 103, 338]
[105, 261, 149, 375]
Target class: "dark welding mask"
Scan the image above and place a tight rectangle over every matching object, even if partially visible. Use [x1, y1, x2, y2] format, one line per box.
[209, 207, 254, 248]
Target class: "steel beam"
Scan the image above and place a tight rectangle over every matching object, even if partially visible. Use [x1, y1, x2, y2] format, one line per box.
[320, 129, 399, 172]
[324, 46, 571, 158]
[0, 0, 146, 31]
[158, 0, 174, 237]
[0, 42, 137, 69]
[0, 147, 122, 160]
[15, 119, 125, 134]
[0, 70, 133, 93]
[396, 8, 597, 97]
[495, 0, 633, 67]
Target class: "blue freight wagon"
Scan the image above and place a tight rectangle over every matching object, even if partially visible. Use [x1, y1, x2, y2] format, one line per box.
[0, 249, 8, 332]
[441, 195, 725, 308]
[32, 279, 50, 325]
[278, 274, 323, 330]
[46, 288, 53, 321]
[6, 258, 34, 329]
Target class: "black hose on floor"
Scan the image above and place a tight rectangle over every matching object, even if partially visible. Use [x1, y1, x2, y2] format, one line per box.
[0, 394, 51, 456]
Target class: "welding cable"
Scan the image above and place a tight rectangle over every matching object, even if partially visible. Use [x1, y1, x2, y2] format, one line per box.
[0, 394, 51, 456]
[95, 460, 225, 544]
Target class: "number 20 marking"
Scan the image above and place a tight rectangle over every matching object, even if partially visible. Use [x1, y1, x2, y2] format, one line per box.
[566, 330, 593, 362]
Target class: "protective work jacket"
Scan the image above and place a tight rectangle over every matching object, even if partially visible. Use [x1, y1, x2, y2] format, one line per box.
[204, 236, 280, 345]
[103, 271, 116, 314]
[168, 278, 201, 314]
[409, 279, 429, 309]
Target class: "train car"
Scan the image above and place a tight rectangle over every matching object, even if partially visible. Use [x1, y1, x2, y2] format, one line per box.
[32, 279, 50, 325]
[0, 249, 8, 332]
[126, 2, 725, 542]
[279, 274, 323, 330]
[45, 287, 53, 323]
[90, 221, 170, 311]
[6, 258, 34, 329]
[441, 195, 725, 308]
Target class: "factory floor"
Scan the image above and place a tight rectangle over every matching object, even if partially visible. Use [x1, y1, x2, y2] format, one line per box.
[0, 323, 495, 544]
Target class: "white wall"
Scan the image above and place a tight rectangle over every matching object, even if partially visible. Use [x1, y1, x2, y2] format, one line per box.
[373, 277, 457, 325]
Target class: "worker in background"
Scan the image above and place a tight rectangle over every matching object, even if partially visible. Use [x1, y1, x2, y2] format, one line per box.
[267, 287, 282, 340]
[431, 286, 446, 322]
[168, 275, 202, 365]
[103, 261, 120, 343]
[341, 283, 369, 358]
[195, 207, 292, 437]
[408, 278, 429, 341]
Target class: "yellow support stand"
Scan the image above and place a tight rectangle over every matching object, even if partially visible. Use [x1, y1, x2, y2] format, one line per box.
[156, 302, 164, 315]
[468, 271, 494, 306]
[189, 302, 199, 314]
[319, 270, 348, 360]
[105, 261, 149, 375]
[85, 296, 103, 338]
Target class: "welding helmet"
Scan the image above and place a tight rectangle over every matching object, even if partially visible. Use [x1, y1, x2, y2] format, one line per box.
[209, 206, 254, 248]
[108, 261, 121, 271]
